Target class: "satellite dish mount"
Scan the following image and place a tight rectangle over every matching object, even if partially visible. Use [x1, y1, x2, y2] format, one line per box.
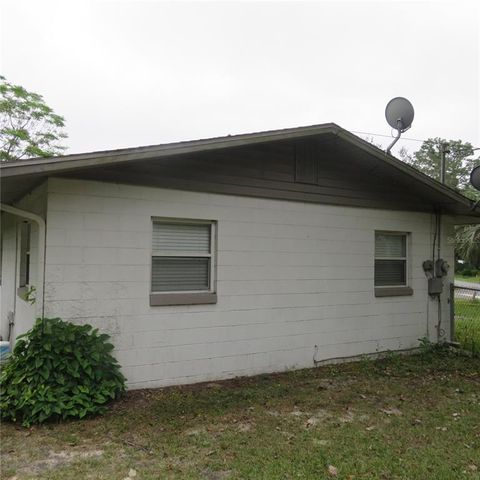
[385, 97, 415, 154]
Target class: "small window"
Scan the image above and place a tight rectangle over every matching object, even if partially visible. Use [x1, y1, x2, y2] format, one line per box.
[374, 232, 408, 287]
[19, 222, 31, 287]
[150, 219, 217, 306]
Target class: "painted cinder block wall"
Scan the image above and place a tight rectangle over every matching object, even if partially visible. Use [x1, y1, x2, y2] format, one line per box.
[42, 177, 454, 389]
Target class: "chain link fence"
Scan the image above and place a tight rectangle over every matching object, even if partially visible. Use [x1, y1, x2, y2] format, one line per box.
[451, 284, 480, 354]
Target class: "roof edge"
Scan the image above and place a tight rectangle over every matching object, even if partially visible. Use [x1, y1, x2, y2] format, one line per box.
[0, 123, 339, 178]
[1, 121, 478, 216]
[335, 129, 477, 212]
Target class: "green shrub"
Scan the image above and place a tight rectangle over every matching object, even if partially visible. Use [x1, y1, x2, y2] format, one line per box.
[0, 318, 125, 426]
[418, 336, 448, 355]
[462, 268, 473, 277]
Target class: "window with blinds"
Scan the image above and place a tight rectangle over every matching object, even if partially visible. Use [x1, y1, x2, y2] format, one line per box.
[151, 220, 215, 293]
[374, 232, 408, 287]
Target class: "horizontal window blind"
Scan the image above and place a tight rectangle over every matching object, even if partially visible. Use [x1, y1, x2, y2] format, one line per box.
[153, 222, 210, 253]
[374, 232, 408, 287]
[375, 233, 406, 258]
[375, 260, 406, 286]
[151, 220, 214, 294]
[152, 257, 209, 291]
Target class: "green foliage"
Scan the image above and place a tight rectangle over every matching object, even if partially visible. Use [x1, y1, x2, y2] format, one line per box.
[418, 336, 431, 352]
[399, 138, 478, 190]
[0, 76, 67, 162]
[418, 336, 447, 355]
[20, 285, 37, 305]
[455, 224, 480, 268]
[400, 138, 480, 267]
[0, 318, 125, 426]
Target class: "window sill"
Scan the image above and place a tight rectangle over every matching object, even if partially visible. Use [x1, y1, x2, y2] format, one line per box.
[375, 286, 413, 297]
[150, 292, 217, 306]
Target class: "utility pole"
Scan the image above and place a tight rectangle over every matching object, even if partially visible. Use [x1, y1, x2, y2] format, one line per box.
[440, 142, 450, 184]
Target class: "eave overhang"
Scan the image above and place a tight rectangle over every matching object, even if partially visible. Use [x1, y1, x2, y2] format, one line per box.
[1, 123, 479, 220]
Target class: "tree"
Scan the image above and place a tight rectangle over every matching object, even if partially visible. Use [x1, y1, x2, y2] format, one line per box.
[399, 138, 478, 191]
[0, 76, 67, 162]
[455, 224, 480, 268]
[400, 138, 480, 267]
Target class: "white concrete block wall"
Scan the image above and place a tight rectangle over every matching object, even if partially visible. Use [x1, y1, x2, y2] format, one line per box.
[43, 177, 454, 388]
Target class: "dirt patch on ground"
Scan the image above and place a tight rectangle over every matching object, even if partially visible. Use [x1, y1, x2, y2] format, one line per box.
[5, 449, 103, 477]
[236, 422, 253, 433]
[184, 427, 206, 437]
[305, 409, 331, 427]
[201, 469, 233, 480]
[338, 409, 356, 423]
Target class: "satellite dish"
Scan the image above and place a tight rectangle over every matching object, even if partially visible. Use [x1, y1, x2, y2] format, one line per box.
[470, 165, 480, 191]
[385, 97, 415, 132]
[385, 97, 415, 154]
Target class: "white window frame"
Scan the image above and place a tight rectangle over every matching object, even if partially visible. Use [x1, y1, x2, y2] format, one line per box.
[150, 217, 217, 305]
[374, 231, 409, 289]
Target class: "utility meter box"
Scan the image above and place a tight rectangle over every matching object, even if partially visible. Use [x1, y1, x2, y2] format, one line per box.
[428, 278, 444, 296]
[435, 258, 450, 278]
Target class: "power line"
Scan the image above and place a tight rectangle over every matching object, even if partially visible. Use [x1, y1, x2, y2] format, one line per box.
[350, 130, 426, 143]
[350, 130, 480, 151]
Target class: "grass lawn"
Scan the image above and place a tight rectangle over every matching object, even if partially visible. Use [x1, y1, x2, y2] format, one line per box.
[455, 275, 480, 284]
[2, 353, 480, 480]
[455, 298, 480, 354]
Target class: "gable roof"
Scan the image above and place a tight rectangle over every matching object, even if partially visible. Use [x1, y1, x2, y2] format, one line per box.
[1, 122, 479, 219]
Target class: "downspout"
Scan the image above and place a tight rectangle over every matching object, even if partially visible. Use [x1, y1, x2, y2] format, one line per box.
[0, 204, 46, 321]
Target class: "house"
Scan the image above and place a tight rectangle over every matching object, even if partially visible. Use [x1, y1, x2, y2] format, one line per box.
[1, 123, 479, 389]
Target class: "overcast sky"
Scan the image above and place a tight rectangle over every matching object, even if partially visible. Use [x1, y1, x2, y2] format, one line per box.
[1, 0, 479, 157]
